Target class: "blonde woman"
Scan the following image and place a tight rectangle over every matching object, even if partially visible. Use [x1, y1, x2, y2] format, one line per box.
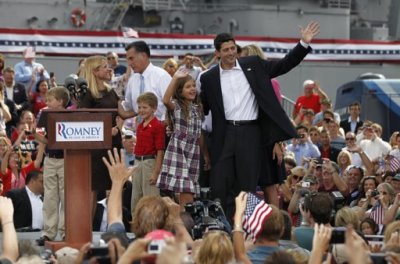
[195, 231, 234, 264]
[337, 150, 352, 177]
[162, 58, 178, 77]
[79, 55, 123, 196]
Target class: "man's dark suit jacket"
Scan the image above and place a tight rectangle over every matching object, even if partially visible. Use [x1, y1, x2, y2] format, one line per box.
[6, 188, 32, 229]
[5, 82, 30, 112]
[340, 119, 363, 134]
[200, 43, 311, 167]
[93, 202, 132, 232]
[319, 146, 341, 163]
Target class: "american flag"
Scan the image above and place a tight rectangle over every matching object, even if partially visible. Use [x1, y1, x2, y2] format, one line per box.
[384, 155, 400, 172]
[122, 27, 139, 38]
[242, 193, 273, 243]
[1, 28, 400, 60]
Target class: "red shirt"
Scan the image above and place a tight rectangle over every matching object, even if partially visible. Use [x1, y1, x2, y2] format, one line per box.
[134, 117, 165, 156]
[0, 161, 35, 196]
[320, 147, 331, 159]
[294, 94, 321, 117]
[32, 93, 47, 117]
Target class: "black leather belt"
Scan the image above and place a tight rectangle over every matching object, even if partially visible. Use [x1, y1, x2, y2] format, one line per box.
[135, 155, 156, 161]
[46, 153, 64, 159]
[226, 120, 258, 126]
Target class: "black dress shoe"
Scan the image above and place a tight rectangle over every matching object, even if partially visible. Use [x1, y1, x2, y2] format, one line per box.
[36, 236, 51, 246]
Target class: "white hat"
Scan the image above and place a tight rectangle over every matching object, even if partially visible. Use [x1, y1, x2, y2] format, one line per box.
[303, 80, 315, 88]
[23, 46, 36, 59]
[55, 246, 79, 264]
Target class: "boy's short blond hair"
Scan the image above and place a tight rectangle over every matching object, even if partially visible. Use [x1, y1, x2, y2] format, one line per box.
[137, 92, 158, 109]
[47, 87, 70, 107]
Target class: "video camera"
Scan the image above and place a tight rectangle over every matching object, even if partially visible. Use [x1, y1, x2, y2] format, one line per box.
[184, 188, 231, 240]
[64, 75, 88, 102]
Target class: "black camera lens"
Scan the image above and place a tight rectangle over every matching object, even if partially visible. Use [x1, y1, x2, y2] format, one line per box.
[371, 189, 379, 197]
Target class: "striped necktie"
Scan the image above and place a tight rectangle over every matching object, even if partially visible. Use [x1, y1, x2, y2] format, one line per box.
[140, 74, 145, 94]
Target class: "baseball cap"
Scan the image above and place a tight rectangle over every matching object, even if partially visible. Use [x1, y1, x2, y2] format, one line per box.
[303, 80, 315, 88]
[23, 47, 36, 59]
[320, 98, 332, 105]
[393, 174, 400, 181]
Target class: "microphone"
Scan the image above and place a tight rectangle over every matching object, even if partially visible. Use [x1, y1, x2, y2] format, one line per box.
[64, 76, 77, 93]
[76, 77, 88, 89]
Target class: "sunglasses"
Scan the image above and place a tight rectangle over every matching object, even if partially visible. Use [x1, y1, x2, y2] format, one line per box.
[107, 57, 115, 60]
[345, 137, 355, 141]
[292, 175, 303, 180]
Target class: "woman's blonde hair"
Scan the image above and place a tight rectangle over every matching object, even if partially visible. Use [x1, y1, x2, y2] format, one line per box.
[337, 150, 352, 168]
[195, 231, 234, 264]
[335, 207, 359, 230]
[162, 58, 178, 70]
[242, 44, 265, 59]
[384, 221, 400, 243]
[79, 55, 110, 98]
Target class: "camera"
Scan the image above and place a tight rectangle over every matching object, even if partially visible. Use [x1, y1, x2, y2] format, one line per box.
[330, 191, 345, 213]
[371, 189, 379, 198]
[147, 240, 166, 254]
[85, 245, 110, 263]
[370, 253, 387, 264]
[40, 249, 53, 264]
[184, 188, 231, 239]
[330, 227, 346, 244]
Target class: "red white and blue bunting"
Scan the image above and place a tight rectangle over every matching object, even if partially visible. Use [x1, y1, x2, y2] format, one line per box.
[0, 28, 400, 62]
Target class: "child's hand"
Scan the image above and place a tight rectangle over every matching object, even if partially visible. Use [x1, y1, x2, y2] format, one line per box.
[173, 68, 189, 79]
[149, 174, 158, 185]
[203, 154, 211, 171]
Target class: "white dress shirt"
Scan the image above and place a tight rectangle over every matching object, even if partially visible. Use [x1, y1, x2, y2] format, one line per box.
[97, 198, 108, 232]
[219, 61, 258, 120]
[25, 186, 43, 230]
[122, 63, 171, 121]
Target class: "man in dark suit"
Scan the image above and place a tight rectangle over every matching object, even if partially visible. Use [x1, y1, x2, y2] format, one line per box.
[2, 66, 30, 114]
[340, 101, 363, 134]
[6, 170, 43, 230]
[200, 22, 319, 216]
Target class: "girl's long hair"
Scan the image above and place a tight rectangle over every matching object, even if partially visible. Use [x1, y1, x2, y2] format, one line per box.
[166, 75, 203, 130]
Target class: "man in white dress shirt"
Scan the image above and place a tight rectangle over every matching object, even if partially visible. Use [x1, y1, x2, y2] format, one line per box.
[118, 41, 171, 121]
[6, 170, 43, 230]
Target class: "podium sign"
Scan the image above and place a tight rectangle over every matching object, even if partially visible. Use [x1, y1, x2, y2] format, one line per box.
[38, 109, 114, 250]
[47, 112, 112, 149]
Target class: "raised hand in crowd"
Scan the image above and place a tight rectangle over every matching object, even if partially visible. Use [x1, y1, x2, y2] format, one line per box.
[386, 252, 400, 264]
[232, 191, 251, 264]
[156, 237, 187, 264]
[162, 197, 194, 245]
[345, 225, 370, 264]
[118, 238, 152, 264]
[308, 223, 332, 264]
[384, 193, 400, 225]
[102, 148, 136, 225]
[0, 196, 18, 262]
[299, 21, 320, 44]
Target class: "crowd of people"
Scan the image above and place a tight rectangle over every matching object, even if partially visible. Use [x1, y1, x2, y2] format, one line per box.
[1, 20, 400, 264]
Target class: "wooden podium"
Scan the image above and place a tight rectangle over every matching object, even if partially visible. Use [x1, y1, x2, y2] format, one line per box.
[38, 109, 113, 251]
